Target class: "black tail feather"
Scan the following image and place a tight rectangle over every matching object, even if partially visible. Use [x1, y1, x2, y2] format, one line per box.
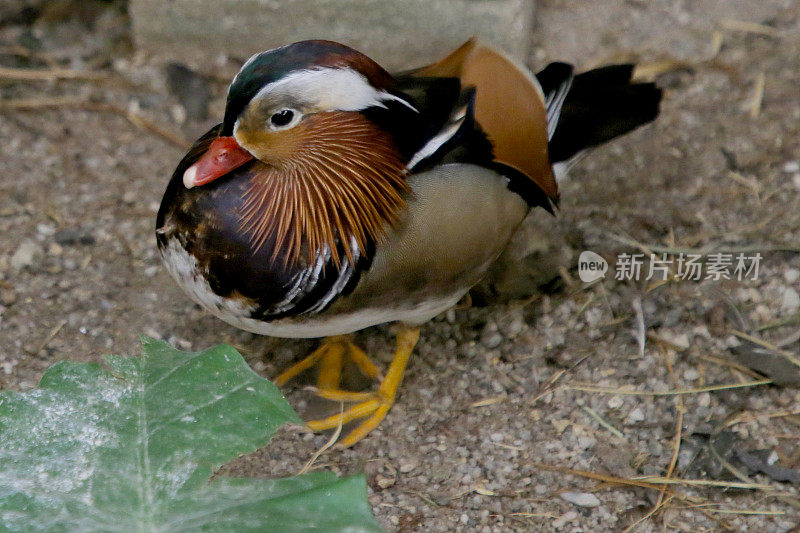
[535, 62, 574, 140]
[542, 64, 662, 163]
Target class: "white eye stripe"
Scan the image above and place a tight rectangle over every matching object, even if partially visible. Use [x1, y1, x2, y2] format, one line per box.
[250, 67, 417, 113]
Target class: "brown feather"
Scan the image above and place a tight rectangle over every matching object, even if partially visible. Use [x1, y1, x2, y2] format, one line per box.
[410, 39, 559, 202]
[236, 111, 409, 267]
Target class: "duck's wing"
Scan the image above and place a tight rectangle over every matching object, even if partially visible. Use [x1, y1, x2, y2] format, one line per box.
[404, 39, 559, 204]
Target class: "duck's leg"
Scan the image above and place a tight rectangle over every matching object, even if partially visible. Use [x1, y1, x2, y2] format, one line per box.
[346, 343, 384, 381]
[274, 335, 380, 402]
[274, 335, 348, 387]
[311, 341, 384, 403]
[306, 325, 421, 447]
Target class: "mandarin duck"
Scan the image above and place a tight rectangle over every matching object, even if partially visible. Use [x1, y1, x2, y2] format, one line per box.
[156, 39, 661, 447]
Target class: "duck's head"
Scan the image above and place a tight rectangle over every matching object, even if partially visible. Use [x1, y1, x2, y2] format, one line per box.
[182, 39, 416, 189]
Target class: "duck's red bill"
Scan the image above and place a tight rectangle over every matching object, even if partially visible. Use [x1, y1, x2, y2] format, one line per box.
[183, 136, 254, 189]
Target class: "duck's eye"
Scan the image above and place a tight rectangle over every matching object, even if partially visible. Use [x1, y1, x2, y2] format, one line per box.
[269, 109, 298, 129]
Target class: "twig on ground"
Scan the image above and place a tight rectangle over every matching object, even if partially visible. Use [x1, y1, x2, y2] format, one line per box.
[606, 232, 800, 254]
[536, 463, 668, 491]
[508, 512, 562, 519]
[632, 297, 646, 358]
[535, 464, 733, 529]
[567, 379, 771, 396]
[756, 312, 800, 332]
[632, 60, 692, 82]
[731, 329, 800, 370]
[0, 65, 110, 81]
[673, 503, 786, 516]
[26, 319, 67, 356]
[622, 495, 675, 533]
[531, 354, 591, 403]
[0, 97, 190, 149]
[470, 395, 506, 408]
[0, 46, 61, 68]
[582, 406, 625, 438]
[699, 355, 767, 380]
[623, 342, 691, 532]
[705, 508, 785, 516]
[719, 409, 800, 430]
[707, 432, 759, 489]
[642, 344, 686, 530]
[720, 19, 781, 37]
[774, 328, 800, 347]
[726, 171, 762, 201]
[748, 72, 766, 118]
[633, 476, 772, 490]
[531, 369, 566, 403]
[297, 404, 343, 475]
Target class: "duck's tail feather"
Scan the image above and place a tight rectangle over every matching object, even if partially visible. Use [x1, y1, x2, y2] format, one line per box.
[539, 63, 662, 166]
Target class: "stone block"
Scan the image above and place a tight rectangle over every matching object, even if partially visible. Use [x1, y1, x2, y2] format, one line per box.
[130, 0, 534, 71]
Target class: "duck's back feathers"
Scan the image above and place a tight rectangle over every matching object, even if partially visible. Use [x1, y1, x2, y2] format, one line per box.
[407, 39, 559, 205]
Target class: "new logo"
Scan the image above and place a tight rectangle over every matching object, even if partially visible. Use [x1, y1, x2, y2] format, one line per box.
[578, 251, 608, 283]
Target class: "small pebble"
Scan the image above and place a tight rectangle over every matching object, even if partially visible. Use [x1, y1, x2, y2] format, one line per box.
[36, 223, 55, 236]
[697, 392, 711, 407]
[585, 308, 603, 328]
[783, 160, 800, 173]
[658, 330, 690, 350]
[684, 368, 700, 381]
[781, 288, 800, 315]
[122, 191, 138, 205]
[607, 395, 623, 409]
[399, 462, 416, 473]
[767, 450, 779, 465]
[0, 286, 16, 306]
[481, 332, 504, 349]
[10, 240, 42, 270]
[561, 491, 601, 507]
[625, 407, 646, 425]
[54, 228, 95, 246]
[784, 268, 800, 283]
[375, 474, 395, 489]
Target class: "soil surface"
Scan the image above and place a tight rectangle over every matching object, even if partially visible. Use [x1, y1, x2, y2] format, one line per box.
[1, 0, 799, 531]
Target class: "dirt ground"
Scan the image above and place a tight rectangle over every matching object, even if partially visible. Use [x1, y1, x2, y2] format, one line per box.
[1, 0, 799, 531]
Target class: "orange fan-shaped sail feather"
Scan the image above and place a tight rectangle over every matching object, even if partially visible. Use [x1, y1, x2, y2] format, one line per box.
[411, 39, 558, 202]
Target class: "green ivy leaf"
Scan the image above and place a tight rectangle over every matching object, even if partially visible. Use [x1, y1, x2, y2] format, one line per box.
[0, 336, 382, 532]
